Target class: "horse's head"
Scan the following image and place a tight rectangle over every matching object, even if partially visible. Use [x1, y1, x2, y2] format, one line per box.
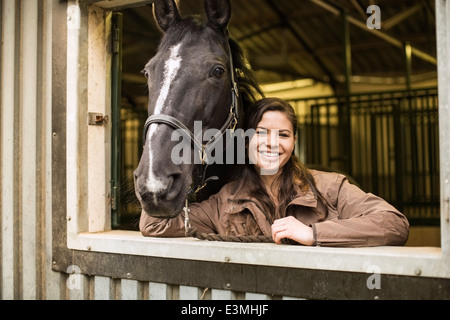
[134, 0, 238, 218]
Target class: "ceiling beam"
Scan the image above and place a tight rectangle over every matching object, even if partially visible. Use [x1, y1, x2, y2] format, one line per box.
[383, 3, 422, 30]
[87, 0, 154, 10]
[309, 0, 437, 65]
[263, 0, 339, 91]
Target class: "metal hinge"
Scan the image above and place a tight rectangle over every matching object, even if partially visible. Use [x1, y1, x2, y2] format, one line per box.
[110, 180, 118, 211]
[88, 112, 109, 126]
[112, 24, 120, 54]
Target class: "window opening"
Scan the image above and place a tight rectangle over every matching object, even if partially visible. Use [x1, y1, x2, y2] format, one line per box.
[110, 2, 440, 247]
[111, 7, 155, 230]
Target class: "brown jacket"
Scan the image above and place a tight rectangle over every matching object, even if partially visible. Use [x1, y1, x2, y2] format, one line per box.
[140, 170, 409, 247]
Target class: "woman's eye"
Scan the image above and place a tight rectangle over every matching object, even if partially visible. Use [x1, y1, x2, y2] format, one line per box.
[211, 67, 225, 79]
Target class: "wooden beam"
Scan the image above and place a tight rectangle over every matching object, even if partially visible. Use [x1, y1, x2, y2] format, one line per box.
[87, 0, 154, 10]
[310, 0, 437, 65]
[263, 0, 338, 91]
[383, 3, 422, 30]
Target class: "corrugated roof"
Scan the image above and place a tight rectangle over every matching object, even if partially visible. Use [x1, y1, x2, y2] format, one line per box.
[121, 0, 437, 98]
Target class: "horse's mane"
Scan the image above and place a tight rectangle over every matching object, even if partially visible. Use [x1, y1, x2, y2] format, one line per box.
[158, 15, 264, 119]
[228, 38, 265, 116]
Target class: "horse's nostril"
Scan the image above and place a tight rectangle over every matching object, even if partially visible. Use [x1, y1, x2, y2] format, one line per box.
[165, 175, 174, 193]
[165, 174, 182, 201]
[136, 174, 180, 203]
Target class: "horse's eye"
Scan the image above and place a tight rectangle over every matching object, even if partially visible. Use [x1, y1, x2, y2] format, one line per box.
[211, 67, 225, 79]
[142, 69, 149, 79]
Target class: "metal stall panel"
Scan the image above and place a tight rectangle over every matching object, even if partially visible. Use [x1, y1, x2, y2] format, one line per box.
[0, 0, 61, 299]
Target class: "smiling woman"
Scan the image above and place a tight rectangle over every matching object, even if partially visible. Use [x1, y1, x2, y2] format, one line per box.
[140, 97, 410, 247]
[248, 110, 295, 176]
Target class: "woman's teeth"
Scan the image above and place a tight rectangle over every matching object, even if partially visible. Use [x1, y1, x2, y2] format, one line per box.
[260, 151, 279, 157]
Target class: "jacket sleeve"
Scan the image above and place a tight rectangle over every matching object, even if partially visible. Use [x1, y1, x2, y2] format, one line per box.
[312, 176, 410, 247]
[139, 193, 221, 237]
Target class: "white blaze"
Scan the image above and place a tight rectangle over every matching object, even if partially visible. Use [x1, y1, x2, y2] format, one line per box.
[146, 43, 182, 195]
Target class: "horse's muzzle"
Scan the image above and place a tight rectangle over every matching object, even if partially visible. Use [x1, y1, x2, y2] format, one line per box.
[134, 171, 186, 218]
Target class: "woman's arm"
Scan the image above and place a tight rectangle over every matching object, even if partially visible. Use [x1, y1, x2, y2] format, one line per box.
[139, 191, 222, 237]
[312, 178, 410, 247]
[139, 210, 186, 237]
[270, 173, 409, 247]
[271, 216, 314, 245]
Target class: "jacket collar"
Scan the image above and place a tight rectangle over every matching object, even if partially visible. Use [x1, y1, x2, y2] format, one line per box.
[228, 179, 318, 208]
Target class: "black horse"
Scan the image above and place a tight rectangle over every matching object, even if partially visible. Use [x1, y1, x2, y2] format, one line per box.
[134, 0, 263, 218]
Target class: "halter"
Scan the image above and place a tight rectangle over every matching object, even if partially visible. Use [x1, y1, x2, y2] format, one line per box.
[142, 40, 240, 200]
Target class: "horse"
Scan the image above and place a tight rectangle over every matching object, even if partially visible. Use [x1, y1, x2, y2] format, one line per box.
[133, 0, 263, 218]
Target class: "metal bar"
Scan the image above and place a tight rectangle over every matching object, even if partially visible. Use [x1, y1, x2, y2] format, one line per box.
[87, 0, 154, 11]
[408, 92, 419, 202]
[419, 93, 427, 217]
[393, 95, 404, 213]
[387, 96, 394, 200]
[340, 10, 352, 175]
[370, 114, 379, 194]
[361, 95, 370, 188]
[404, 41, 412, 92]
[427, 91, 437, 204]
[342, 10, 352, 96]
[111, 12, 123, 228]
[311, 103, 321, 164]
[326, 103, 331, 167]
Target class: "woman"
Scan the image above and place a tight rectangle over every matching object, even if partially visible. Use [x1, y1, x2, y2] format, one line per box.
[140, 97, 409, 247]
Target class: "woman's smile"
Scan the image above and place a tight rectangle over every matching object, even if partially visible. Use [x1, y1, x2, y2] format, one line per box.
[248, 110, 296, 176]
[259, 150, 280, 158]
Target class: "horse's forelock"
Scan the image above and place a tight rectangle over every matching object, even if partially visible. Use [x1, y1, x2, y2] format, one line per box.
[158, 16, 208, 51]
[156, 15, 263, 121]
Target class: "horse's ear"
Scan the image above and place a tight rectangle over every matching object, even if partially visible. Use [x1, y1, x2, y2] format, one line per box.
[153, 0, 181, 32]
[204, 0, 231, 32]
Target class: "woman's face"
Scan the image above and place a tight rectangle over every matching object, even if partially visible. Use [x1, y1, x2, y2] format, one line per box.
[248, 110, 296, 176]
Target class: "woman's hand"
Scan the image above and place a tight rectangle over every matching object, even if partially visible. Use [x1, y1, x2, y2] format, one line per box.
[271, 216, 314, 245]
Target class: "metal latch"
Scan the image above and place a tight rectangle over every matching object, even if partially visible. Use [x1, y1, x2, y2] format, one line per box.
[88, 112, 109, 126]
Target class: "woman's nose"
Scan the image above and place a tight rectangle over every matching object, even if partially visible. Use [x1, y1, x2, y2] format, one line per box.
[265, 131, 279, 147]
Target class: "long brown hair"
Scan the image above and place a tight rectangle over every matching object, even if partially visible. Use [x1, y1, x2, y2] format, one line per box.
[232, 97, 327, 223]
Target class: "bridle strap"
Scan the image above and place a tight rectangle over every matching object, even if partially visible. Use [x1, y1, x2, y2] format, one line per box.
[143, 107, 236, 165]
[143, 113, 203, 152]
